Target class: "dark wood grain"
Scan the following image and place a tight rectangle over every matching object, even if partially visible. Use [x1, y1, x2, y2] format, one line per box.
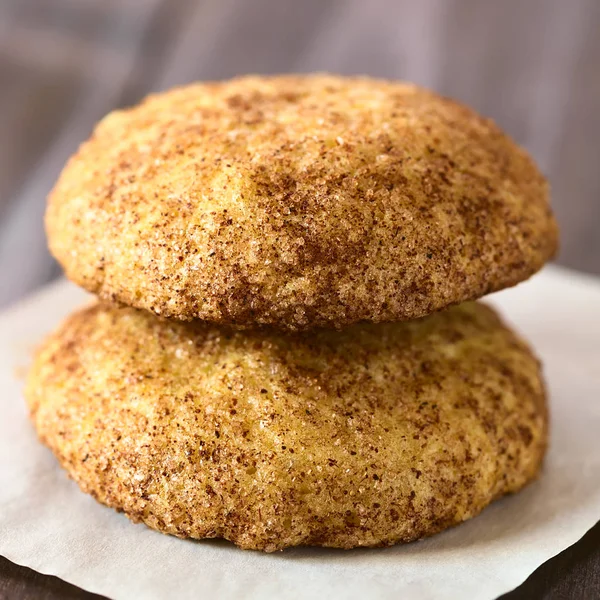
[0, 556, 108, 600]
[500, 520, 600, 600]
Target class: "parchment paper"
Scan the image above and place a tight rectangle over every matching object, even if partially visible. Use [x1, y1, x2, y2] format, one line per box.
[1, 266, 599, 600]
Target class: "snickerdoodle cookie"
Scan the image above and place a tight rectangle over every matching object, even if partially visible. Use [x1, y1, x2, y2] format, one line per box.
[26, 300, 547, 551]
[46, 75, 557, 330]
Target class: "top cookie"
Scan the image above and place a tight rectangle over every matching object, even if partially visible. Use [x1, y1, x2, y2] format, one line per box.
[46, 74, 558, 330]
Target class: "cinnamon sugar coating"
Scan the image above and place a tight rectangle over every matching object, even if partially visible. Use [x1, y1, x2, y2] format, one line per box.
[46, 75, 557, 330]
[26, 301, 547, 551]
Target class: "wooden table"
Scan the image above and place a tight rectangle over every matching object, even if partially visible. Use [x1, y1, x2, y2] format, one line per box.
[1, 1, 599, 598]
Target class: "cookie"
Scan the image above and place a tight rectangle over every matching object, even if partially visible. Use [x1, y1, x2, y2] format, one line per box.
[46, 75, 558, 330]
[26, 300, 547, 551]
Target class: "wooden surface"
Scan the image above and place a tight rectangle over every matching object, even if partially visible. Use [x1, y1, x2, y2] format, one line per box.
[1, 1, 599, 598]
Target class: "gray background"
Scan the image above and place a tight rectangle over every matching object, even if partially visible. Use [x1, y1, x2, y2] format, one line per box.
[1, 0, 599, 308]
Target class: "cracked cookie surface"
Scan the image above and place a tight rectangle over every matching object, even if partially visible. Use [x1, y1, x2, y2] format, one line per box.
[26, 301, 547, 551]
[46, 74, 557, 330]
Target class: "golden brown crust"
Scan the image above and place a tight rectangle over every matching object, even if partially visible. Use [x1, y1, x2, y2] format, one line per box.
[26, 301, 547, 551]
[46, 74, 558, 330]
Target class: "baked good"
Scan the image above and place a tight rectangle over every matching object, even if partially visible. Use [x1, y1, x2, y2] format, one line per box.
[46, 75, 558, 330]
[25, 300, 547, 551]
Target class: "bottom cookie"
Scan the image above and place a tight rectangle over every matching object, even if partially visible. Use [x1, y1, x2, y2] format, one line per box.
[25, 301, 547, 551]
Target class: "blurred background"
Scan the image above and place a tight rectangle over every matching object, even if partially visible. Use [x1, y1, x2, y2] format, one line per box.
[1, 0, 599, 308]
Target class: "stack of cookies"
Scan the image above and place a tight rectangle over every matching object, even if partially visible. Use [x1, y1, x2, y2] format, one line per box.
[26, 75, 558, 552]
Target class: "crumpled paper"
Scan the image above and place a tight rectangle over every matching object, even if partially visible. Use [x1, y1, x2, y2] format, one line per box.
[1, 266, 599, 600]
